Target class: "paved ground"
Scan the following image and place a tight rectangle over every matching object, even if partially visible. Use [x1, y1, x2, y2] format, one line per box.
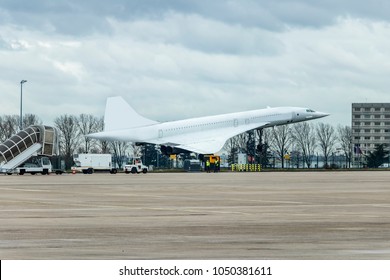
[1, 171, 390, 260]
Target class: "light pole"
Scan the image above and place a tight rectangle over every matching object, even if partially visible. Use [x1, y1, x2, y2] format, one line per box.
[20, 80, 27, 130]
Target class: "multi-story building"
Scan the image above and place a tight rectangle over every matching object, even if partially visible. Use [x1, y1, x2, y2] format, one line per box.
[352, 103, 390, 166]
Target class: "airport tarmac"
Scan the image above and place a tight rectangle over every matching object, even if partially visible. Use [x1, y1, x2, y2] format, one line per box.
[1, 171, 390, 260]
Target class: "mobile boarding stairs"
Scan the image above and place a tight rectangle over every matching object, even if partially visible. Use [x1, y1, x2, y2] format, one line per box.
[0, 125, 59, 174]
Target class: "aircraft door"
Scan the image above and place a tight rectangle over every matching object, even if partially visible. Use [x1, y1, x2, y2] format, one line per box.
[158, 129, 163, 138]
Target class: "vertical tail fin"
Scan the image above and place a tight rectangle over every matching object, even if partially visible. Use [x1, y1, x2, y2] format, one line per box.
[104, 96, 158, 131]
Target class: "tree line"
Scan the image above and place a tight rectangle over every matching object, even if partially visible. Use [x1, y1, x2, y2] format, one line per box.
[1, 113, 387, 169]
[225, 122, 354, 168]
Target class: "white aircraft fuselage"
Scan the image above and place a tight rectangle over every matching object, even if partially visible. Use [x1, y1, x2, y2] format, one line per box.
[88, 97, 329, 155]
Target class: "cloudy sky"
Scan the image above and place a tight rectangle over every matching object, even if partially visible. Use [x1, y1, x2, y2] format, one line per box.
[1, 0, 390, 127]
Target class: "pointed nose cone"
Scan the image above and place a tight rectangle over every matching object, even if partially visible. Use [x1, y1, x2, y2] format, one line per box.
[315, 112, 330, 119]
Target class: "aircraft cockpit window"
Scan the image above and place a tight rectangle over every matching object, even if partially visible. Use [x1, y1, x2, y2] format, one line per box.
[306, 109, 316, 113]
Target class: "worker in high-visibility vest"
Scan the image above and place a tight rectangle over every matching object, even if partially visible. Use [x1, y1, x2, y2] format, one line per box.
[214, 158, 219, 173]
[205, 160, 211, 173]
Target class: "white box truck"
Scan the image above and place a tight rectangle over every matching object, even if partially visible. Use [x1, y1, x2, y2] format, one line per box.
[71, 154, 117, 174]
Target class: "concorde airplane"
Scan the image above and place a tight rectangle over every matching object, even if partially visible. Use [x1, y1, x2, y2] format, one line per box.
[88, 96, 329, 155]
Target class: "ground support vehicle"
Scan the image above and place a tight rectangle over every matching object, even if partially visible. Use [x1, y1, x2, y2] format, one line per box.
[123, 157, 148, 174]
[16, 156, 52, 175]
[72, 154, 117, 174]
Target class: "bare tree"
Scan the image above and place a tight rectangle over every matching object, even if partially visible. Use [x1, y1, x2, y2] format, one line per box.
[290, 143, 304, 168]
[0, 115, 19, 142]
[270, 125, 292, 168]
[77, 114, 99, 153]
[255, 128, 274, 166]
[23, 114, 42, 128]
[0, 114, 42, 142]
[111, 141, 131, 169]
[246, 130, 256, 162]
[316, 123, 337, 167]
[235, 132, 248, 153]
[223, 128, 276, 166]
[95, 117, 111, 153]
[337, 125, 353, 168]
[292, 122, 317, 168]
[54, 114, 80, 168]
[222, 132, 248, 164]
[223, 137, 239, 165]
[130, 143, 142, 157]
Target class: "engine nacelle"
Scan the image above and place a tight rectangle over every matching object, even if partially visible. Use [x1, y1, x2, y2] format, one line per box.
[161, 145, 190, 156]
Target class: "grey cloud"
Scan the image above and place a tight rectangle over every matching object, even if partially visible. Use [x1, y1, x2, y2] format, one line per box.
[0, 0, 115, 35]
[179, 27, 284, 56]
[114, 14, 285, 56]
[3, 0, 390, 37]
[0, 0, 192, 35]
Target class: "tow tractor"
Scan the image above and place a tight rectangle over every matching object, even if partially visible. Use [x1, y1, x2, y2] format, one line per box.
[123, 157, 148, 174]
